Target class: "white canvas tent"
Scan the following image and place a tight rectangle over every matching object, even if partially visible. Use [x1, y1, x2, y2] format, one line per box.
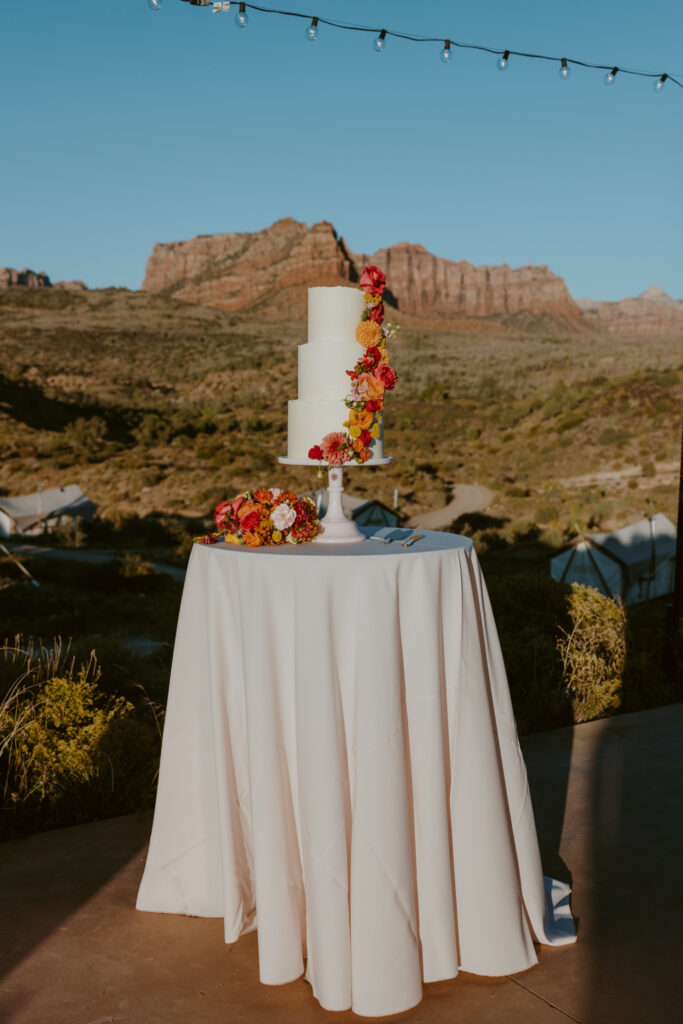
[550, 513, 677, 605]
[0, 485, 97, 538]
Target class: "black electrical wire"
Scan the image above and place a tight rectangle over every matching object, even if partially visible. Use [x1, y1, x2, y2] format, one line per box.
[177, 0, 682, 89]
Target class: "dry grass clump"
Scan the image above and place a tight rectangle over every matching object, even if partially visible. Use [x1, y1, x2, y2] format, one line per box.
[557, 584, 627, 722]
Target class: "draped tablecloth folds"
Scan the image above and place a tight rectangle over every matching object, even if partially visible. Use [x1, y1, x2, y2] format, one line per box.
[136, 528, 576, 1017]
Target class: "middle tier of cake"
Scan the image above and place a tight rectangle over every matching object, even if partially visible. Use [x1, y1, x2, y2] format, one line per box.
[298, 340, 360, 402]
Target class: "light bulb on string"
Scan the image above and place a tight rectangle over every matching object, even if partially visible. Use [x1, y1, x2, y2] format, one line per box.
[653, 74, 668, 93]
[305, 17, 318, 41]
[373, 29, 387, 53]
[559, 58, 570, 80]
[440, 40, 452, 64]
[604, 67, 619, 86]
[496, 49, 510, 71]
[148, 0, 162, 10]
[235, 2, 248, 27]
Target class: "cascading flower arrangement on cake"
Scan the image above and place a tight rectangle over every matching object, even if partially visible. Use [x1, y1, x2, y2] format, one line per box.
[307, 265, 398, 466]
[195, 488, 319, 547]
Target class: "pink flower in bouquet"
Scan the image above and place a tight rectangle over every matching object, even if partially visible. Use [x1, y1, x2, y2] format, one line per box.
[359, 265, 386, 295]
[373, 363, 397, 391]
[321, 431, 351, 465]
[214, 499, 237, 530]
[271, 502, 297, 532]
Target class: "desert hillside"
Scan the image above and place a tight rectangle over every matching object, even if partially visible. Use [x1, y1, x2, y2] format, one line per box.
[0, 285, 679, 541]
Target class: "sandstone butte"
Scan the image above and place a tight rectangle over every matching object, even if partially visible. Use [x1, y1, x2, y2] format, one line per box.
[0, 268, 87, 291]
[141, 217, 582, 321]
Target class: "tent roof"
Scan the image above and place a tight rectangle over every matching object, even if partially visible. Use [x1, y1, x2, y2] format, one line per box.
[0, 485, 97, 532]
[588, 513, 676, 572]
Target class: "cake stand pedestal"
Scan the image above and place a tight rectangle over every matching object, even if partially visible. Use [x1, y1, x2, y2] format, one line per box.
[279, 456, 393, 544]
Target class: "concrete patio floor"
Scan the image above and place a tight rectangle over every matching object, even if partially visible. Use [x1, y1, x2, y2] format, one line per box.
[2, 704, 682, 1024]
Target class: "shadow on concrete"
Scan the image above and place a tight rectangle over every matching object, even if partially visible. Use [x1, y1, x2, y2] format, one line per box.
[0, 811, 150, 984]
[522, 723, 575, 890]
[583, 705, 683, 1023]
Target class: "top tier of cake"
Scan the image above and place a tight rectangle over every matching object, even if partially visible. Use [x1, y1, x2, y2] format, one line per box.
[307, 286, 366, 345]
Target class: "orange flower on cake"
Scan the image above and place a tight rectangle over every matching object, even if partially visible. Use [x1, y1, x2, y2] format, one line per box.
[356, 320, 384, 348]
[243, 531, 262, 547]
[364, 375, 385, 401]
[321, 431, 351, 465]
[348, 408, 374, 431]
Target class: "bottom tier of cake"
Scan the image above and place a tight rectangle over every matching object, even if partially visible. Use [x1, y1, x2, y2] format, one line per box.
[287, 399, 385, 462]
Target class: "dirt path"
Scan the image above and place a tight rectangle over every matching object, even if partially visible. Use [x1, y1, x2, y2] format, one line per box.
[560, 458, 679, 489]
[1, 542, 186, 582]
[409, 483, 495, 530]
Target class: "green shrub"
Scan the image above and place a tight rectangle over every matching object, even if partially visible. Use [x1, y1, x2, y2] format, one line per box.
[535, 503, 558, 523]
[642, 461, 656, 478]
[557, 584, 626, 723]
[598, 426, 632, 446]
[0, 637, 162, 837]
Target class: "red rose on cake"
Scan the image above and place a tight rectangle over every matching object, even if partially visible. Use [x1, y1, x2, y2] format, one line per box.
[359, 346, 382, 371]
[359, 265, 386, 295]
[367, 302, 384, 324]
[373, 364, 397, 391]
[308, 444, 324, 461]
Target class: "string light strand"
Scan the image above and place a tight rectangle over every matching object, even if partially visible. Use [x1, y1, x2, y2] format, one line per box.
[175, 0, 682, 90]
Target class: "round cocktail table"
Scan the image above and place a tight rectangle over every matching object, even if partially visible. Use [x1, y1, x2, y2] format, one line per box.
[136, 528, 575, 1016]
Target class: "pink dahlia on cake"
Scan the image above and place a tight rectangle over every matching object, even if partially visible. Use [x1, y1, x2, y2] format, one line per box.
[321, 431, 351, 466]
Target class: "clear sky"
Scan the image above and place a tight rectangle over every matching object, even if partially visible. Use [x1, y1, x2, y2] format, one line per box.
[2, 0, 682, 301]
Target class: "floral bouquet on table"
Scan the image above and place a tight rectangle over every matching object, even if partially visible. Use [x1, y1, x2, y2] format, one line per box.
[195, 488, 319, 547]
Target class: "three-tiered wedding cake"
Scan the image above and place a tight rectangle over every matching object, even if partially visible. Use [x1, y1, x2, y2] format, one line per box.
[286, 284, 388, 463]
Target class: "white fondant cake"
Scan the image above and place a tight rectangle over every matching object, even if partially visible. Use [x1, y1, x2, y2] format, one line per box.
[287, 286, 386, 462]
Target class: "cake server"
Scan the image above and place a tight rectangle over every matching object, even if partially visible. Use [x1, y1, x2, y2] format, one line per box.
[401, 534, 425, 548]
[368, 529, 406, 544]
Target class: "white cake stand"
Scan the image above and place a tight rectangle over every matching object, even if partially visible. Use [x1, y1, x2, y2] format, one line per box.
[279, 455, 393, 544]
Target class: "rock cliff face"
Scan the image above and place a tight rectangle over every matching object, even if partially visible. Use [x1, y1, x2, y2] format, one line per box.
[142, 218, 581, 320]
[0, 268, 87, 291]
[0, 268, 51, 289]
[577, 286, 683, 336]
[354, 242, 579, 319]
[143, 218, 354, 315]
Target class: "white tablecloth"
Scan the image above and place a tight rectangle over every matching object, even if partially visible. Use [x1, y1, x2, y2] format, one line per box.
[136, 529, 575, 1016]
